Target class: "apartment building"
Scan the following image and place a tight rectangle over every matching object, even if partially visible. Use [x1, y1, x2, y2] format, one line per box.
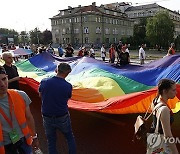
[124, 3, 180, 37]
[50, 2, 134, 48]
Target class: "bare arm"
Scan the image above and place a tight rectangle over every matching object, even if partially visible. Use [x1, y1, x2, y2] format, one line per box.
[8, 76, 20, 83]
[25, 106, 39, 148]
[25, 106, 36, 136]
[160, 107, 179, 154]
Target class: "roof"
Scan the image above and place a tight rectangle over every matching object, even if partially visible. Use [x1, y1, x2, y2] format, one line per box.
[76, 5, 102, 14]
[125, 3, 159, 11]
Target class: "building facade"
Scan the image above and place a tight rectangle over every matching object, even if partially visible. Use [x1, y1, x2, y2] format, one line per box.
[124, 3, 180, 37]
[50, 2, 134, 48]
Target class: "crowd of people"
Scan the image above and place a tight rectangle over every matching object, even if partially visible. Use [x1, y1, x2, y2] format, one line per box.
[62, 41, 131, 66]
[0, 62, 179, 153]
[0, 40, 179, 153]
[1, 41, 177, 67]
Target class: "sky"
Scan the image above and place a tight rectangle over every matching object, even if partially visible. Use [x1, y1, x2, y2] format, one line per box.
[0, 0, 179, 33]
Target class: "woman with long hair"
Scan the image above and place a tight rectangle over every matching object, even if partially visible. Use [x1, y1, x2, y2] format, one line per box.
[148, 79, 179, 154]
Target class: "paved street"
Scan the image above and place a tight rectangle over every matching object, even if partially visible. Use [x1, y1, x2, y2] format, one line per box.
[20, 83, 180, 154]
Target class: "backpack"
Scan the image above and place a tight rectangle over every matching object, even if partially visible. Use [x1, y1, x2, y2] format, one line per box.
[133, 102, 164, 143]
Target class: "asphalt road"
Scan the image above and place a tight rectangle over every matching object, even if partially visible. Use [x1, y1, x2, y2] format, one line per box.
[20, 84, 180, 154]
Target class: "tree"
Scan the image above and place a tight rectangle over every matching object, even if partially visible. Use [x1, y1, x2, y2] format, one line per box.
[42, 29, 52, 45]
[146, 11, 174, 49]
[133, 18, 147, 47]
[0, 28, 19, 44]
[19, 31, 29, 45]
[29, 28, 42, 45]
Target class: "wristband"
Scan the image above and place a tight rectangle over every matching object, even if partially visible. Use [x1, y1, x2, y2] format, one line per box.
[32, 133, 38, 139]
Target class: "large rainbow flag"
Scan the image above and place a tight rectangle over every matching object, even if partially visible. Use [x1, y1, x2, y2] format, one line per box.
[1, 52, 180, 114]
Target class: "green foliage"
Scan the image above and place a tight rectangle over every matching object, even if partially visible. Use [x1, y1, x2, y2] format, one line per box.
[0, 28, 19, 44]
[146, 11, 174, 48]
[29, 28, 42, 45]
[19, 31, 29, 45]
[133, 18, 148, 47]
[42, 29, 52, 45]
[29, 28, 52, 45]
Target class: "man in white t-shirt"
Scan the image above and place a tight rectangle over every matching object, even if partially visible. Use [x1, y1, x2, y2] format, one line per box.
[139, 44, 146, 65]
[90, 44, 95, 58]
[101, 44, 106, 61]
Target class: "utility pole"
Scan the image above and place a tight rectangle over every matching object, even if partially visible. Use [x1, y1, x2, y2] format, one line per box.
[81, 8, 83, 46]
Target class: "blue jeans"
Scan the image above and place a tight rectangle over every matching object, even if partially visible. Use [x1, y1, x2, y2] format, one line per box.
[43, 113, 76, 154]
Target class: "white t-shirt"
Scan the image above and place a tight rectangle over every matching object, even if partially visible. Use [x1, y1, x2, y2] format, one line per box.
[101, 47, 106, 57]
[125, 48, 129, 53]
[90, 48, 95, 54]
[139, 47, 145, 59]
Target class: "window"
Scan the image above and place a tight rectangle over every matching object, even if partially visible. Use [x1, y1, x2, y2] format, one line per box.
[96, 17, 98, 22]
[113, 28, 118, 35]
[85, 37, 89, 44]
[62, 28, 66, 34]
[66, 38, 70, 44]
[113, 19, 115, 24]
[106, 10, 109, 14]
[105, 28, 110, 34]
[106, 18, 108, 23]
[119, 20, 122, 25]
[84, 27, 89, 34]
[96, 27, 101, 34]
[61, 11, 64, 15]
[114, 12, 117, 16]
[75, 38, 79, 44]
[109, 19, 112, 24]
[66, 18, 69, 23]
[66, 27, 71, 34]
[96, 17, 101, 22]
[74, 17, 79, 23]
[84, 16, 88, 22]
[63, 38, 65, 44]
[121, 29, 125, 35]
[74, 28, 79, 34]
[54, 20, 58, 25]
